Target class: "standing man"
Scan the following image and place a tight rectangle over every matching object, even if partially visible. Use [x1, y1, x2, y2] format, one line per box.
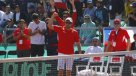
[105, 18, 131, 76]
[48, 12, 82, 76]
[44, 18, 58, 56]
[131, 33, 136, 61]
[85, 37, 103, 54]
[28, 13, 47, 57]
[105, 18, 130, 52]
[13, 19, 30, 57]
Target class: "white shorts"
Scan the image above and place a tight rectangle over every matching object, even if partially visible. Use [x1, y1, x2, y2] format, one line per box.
[57, 53, 74, 71]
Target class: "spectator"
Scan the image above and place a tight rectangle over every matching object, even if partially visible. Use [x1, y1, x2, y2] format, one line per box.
[5, 0, 20, 11]
[27, 0, 38, 12]
[83, 0, 96, 21]
[26, 5, 36, 24]
[50, 0, 77, 28]
[13, 19, 31, 57]
[74, 0, 85, 26]
[105, 18, 130, 52]
[109, 0, 125, 27]
[0, 1, 6, 11]
[44, 18, 58, 56]
[0, 10, 4, 33]
[130, 33, 136, 61]
[47, 12, 82, 76]
[94, 0, 109, 27]
[2, 5, 13, 28]
[79, 15, 96, 45]
[78, 37, 103, 62]
[128, 2, 136, 26]
[4, 19, 17, 43]
[85, 37, 102, 54]
[13, 5, 26, 24]
[105, 19, 131, 76]
[36, 2, 46, 21]
[131, 33, 136, 50]
[28, 13, 47, 57]
[125, 0, 135, 17]
[3, 5, 13, 21]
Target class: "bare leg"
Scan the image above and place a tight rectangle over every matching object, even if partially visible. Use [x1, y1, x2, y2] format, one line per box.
[66, 70, 71, 76]
[58, 69, 64, 76]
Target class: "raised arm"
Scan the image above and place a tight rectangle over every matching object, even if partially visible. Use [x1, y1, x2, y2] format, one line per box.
[69, 0, 77, 28]
[47, 12, 58, 30]
[50, 0, 65, 26]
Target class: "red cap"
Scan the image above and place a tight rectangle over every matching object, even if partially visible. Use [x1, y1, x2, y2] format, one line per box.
[114, 19, 120, 24]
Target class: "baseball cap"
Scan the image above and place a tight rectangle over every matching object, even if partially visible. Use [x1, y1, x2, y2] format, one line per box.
[84, 15, 91, 19]
[18, 19, 25, 23]
[114, 19, 121, 24]
[65, 17, 73, 23]
[130, 2, 136, 7]
[92, 37, 99, 41]
[87, 0, 93, 3]
[7, 19, 12, 22]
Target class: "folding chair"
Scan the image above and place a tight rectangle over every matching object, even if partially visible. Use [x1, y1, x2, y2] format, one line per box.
[131, 55, 136, 76]
[108, 56, 125, 76]
[7, 50, 17, 58]
[131, 66, 136, 76]
[76, 56, 109, 76]
[0, 51, 7, 58]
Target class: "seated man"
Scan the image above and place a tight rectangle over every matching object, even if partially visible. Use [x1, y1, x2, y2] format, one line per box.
[75, 37, 103, 61]
[85, 37, 103, 54]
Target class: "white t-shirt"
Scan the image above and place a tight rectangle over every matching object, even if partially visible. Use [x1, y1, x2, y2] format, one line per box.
[28, 21, 47, 44]
[85, 46, 103, 54]
[3, 12, 13, 20]
[0, 10, 4, 24]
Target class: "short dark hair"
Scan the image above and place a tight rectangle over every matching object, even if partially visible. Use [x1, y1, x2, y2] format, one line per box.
[63, 11, 70, 15]
[134, 33, 136, 37]
[32, 13, 39, 20]
[18, 19, 25, 24]
[45, 18, 50, 22]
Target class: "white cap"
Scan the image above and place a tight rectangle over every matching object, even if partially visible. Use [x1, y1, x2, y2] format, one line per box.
[65, 17, 73, 23]
[87, 0, 93, 3]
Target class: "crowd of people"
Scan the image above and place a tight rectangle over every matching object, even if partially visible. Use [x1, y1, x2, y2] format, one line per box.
[0, 0, 136, 59]
[0, 0, 136, 76]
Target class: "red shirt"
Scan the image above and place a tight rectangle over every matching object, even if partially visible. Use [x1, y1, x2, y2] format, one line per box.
[54, 26, 80, 54]
[108, 28, 130, 51]
[13, 28, 30, 50]
[54, 0, 69, 10]
[0, 33, 2, 43]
